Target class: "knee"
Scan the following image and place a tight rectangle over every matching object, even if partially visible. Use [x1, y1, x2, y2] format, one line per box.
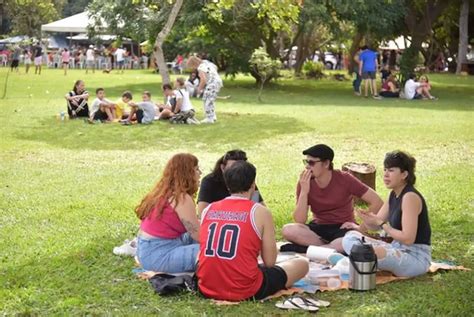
[291, 257, 309, 277]
[281, 223, 298, 241]
[342, 230, 361, 254]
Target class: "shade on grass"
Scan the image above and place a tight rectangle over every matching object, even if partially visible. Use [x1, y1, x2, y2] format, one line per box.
[0, 68, 473, 315]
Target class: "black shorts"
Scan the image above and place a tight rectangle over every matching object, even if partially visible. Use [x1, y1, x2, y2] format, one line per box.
[362, 71, 376, 79]
[136, 109, 144, 123]
[252, 265, 288, 300]
[307, 222, 350, 242]
[11, 60, 19, 68]
[93, 110, 108, 121]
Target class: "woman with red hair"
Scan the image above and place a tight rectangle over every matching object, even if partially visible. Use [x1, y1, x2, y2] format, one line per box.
[136, 153, 201, 273]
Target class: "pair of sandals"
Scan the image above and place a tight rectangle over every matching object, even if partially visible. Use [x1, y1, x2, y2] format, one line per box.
[276, 295, 330, 312]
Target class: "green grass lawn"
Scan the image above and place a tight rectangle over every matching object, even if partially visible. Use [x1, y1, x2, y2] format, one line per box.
[0, 67, 473, 316]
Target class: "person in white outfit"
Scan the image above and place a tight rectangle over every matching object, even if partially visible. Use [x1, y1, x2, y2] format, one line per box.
[186, 56, 223, 124]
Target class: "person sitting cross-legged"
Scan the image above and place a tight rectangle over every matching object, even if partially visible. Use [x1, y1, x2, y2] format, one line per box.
[281, 144, 383, 253]
[197, 149, 265, 215]
[136, 153, 202, 273]
[197, 161, 309, 301]
[89, 88, 116, 122]
[342, 151, 432, 277]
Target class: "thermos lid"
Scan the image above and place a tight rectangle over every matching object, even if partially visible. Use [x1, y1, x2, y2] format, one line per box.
[349, 241, 377, 262]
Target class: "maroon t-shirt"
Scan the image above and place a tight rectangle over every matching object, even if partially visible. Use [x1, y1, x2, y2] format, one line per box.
[296, 170, 369, 225]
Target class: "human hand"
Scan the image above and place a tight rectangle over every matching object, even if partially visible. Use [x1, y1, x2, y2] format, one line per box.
[298, 169, 312, 195]
[356, 210, 381, 227]
[340, 222, 359, 230]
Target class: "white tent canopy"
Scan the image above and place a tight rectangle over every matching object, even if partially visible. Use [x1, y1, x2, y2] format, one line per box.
[380, 36, 412, 50]
[41, 11, 106, 33]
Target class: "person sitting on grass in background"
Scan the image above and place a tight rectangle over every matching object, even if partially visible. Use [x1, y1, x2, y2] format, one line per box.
[169, 77, 200, 124]
[404, 73, 436, 100]
[197, 161, 309, 301]
[342, 151, 431, 277]
[419, 75, 436, 99]
[65, 80, 90, 119]
[115, 91, 132, 120]
[123, 91, 156, 125]
[380, 64, 391, 85]
[136, 153, 201, 273]
[185, 70, 200, 97]
[89, 88, 116, 123]
[156, 84, 177, 120]
[281, 144, 383, 253]
[380, 74, 400, 98]
[197, 149, 265, 215]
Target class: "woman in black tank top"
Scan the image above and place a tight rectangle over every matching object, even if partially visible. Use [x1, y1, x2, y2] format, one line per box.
[342, 151, 431, 277]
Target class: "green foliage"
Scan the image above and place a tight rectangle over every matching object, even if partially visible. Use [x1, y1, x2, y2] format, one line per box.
[327, 0, 406, 41]
[0, 69, 473, 315]
[5, 0, 64, 36]
[249, 46, 282, 100]
[62, 0, 92, 17]
[249, 47, 282, 83]
[302, 60, 325, 79]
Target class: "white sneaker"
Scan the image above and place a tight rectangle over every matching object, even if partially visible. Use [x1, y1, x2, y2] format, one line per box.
[186, 117, 200, 125]
[113, 238, 137, 257]
[200, 118, 215, 124]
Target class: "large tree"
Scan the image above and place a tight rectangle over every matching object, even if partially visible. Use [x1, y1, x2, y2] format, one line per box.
[181, 0, 300, 83]
[63, 0, 93, 17]
[399, 0, 451, 80]
[456, 0, 470, 74]
[88, 0, 184, 84]
[326, 0, 406, 73]
[5, 0, 64, 37]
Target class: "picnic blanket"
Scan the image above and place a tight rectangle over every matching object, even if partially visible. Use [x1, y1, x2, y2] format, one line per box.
[133, 254, 470, 305]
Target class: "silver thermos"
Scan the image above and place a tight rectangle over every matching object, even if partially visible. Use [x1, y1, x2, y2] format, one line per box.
[349, 237, 377, 291]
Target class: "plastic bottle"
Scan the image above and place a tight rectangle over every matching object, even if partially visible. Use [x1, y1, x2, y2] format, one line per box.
[327, 277, 342, 290]
[60, 111, 65, 121]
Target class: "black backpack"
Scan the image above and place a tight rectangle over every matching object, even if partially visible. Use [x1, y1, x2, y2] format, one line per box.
[148, 273, 196, 296]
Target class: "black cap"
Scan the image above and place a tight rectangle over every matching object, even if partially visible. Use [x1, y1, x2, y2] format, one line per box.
[302, 144, 334, 161]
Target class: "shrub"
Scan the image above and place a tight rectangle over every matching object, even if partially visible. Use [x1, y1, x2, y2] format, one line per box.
[303, 61, 324, 79]
[249, 47, 282, 101]
[303, 61, 325, 79]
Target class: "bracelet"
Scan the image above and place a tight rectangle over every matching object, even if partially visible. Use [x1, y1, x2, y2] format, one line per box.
[380, 221, 388, 229]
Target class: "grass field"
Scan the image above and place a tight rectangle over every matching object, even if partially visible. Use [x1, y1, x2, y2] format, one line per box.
[0, 67, 473, 316]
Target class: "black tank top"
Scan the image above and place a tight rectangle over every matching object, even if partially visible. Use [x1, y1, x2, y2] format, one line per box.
[388, 185, 431, 245]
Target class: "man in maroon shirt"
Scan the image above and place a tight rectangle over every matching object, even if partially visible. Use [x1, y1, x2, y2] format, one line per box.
[282, 144, 383, 252]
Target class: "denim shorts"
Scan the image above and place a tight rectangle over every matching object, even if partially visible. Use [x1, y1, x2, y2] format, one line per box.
[342, 231, 431, 278]
[137, 233, 199, 273]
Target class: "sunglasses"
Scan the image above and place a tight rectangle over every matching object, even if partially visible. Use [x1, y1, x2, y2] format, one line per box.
[303, 159, 322, 166]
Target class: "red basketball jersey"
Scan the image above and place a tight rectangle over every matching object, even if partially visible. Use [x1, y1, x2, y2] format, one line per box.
[197, 196, 263, 301]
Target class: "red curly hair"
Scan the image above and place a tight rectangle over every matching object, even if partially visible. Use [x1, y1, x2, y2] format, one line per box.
[135, 153, 199, 220]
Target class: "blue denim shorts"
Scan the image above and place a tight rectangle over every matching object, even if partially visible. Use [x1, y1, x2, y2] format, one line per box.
[137, 233, 199, 273]
[343, 231, 431, 277]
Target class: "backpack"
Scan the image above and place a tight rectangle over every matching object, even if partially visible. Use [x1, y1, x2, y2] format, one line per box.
[148, 273, 196, 296]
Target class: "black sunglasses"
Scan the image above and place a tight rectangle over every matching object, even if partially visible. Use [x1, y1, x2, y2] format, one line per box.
[303, 159, 322, 166]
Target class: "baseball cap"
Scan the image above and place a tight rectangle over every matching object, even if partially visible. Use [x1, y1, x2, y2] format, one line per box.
[302, 144, 334, 161]
[89, 45, 94, 48]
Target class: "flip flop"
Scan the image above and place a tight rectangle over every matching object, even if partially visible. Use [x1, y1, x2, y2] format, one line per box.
[276, 295, 326, 312]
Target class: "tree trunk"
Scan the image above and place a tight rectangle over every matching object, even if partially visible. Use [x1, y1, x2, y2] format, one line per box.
[294, 35, 307, 75]
[348, 32, 363, 74]
[456, 0, 469, 74]
[153, 0, 183, 85]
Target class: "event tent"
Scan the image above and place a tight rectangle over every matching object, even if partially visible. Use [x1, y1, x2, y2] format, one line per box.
[41, 11, 106, 34]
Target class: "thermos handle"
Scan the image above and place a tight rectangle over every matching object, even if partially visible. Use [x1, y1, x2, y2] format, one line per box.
[349, 256, 378, 275]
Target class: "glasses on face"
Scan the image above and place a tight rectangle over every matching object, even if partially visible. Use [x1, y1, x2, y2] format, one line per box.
[303, 159, 322, 167]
